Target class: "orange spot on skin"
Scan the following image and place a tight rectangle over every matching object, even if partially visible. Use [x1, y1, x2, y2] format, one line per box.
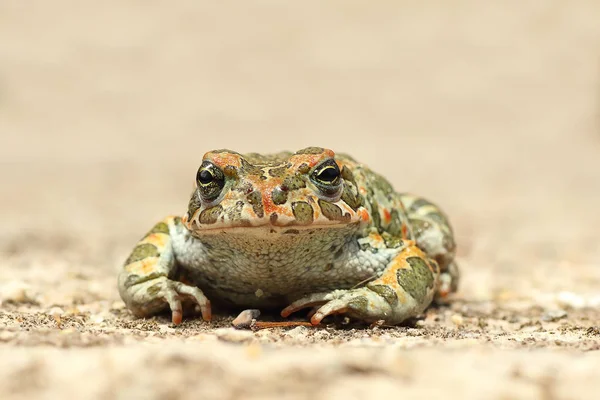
[383, 208, 392, 224]
[204, 152, 243, 168]
[401, 223, 409, 239]
[125, 257, 159, 274]
[368, 232, 384, 247]
[358, 209, 370, 222]
[142, 233, 168, 249]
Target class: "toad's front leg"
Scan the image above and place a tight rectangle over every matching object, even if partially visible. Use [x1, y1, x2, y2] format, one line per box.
[281, 241, 440, 325]
[118, 217, 211, 325]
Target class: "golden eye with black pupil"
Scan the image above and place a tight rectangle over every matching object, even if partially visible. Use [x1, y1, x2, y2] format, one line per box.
[196, 162, 225, 201]
[311, 159, 342, 195]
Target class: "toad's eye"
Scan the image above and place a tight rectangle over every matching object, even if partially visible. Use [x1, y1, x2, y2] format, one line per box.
[311, 159, 342, 195]
[196, 162, 225, 201]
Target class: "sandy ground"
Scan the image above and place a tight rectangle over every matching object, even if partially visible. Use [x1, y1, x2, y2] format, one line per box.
[1, 1, 600, 399]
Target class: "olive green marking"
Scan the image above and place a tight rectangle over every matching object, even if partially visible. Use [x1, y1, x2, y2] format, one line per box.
[318, 199, 350, 222]
[210, 149, 240, 155]
[226, 201, 245, 221]
[341, 181, 362, 211]
[124, 243, 160, 265]
[295, 147, 325, 155]
[240, 158, 265, 177]
[382, 232, 404, 248]
[268, 164, 290, 177]
[271, 187, 288, 205]
[223, 165, 239, 178]
[347, 296, 369, 313]
[246, 191, 264, 218]
[199, 205, 223, 224]
[298, 163, 311, 174]
[281, 175, 306, 191]
[173, 216, 182, 226]
[146, 282, 162, 297]
[424, 210, 450, 227]
[369, 197, 382, 230]
[291, 201, 314, 225]
[369, 172, 394, 196]
[408, 198, 435, 212]
[409, 218, 432, 238]
[187, 193, 202, 221]
[128, 272, 164, 285]
[368, 284, 399, 307]
[396, 256, 435, 304]
[147, 222, 169, 235]
[386, 209, 403, 236]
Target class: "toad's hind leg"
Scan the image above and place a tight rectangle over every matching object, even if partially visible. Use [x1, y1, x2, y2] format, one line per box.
[118, 217, 211, 325]
[399, 194, 459, 300]
[282, 241, 440, 325]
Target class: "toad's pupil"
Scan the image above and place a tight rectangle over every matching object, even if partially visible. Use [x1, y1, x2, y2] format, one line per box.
[199, 170, 213, 184]
[318, 167, 339, 182]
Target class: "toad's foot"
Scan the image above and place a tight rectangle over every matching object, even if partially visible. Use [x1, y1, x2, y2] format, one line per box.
[281, 241, 440, 325]
[124, 276, 211, 325]
[281, 288, 395, 325]
[118, 217, 211, 325]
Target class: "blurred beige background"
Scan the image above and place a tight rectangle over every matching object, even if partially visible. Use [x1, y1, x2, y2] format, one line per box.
[1, 1, 600, 399]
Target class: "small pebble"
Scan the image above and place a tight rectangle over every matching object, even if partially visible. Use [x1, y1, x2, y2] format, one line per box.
[232, 309, 261, 329]
[451, 314, 464, 326]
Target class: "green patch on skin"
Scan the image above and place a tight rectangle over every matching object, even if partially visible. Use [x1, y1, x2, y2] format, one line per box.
[173, 217, 183, 226]
[347, 295, 369, 313]
[295, 147, 324, 155]
[408, 198, 435, 213]
[341, 181, 362, 211]
[225, 201, 245, 221]
[409, 218, 432, 238]
[281, 175, 306, 191]
[298, 163, 311, 174]
[368, 284, 399, 307]
[199, 205, 223, 224]
[147, 222, 169, 235]
[271, 187, 288, 205]
[246, 191, 264, 218]
[318, 200, 350, 222]
[210, 149, 240, 155]
[369, 172, 394, 197]
[146, 282, 162, 297]
[424, 210, 450, 227]
[292, 201, 314, 225]
[187, 193, 202, 221]
[240, 158, 265, 177]
[396, 256, 435, 304]
[268, 164, 290, 177]
[386, 209, 403, 236]
[123, 272, 164, 288]
[382, 233, 404, 248]
[369, 197, 382, 230]
[124, 243, 160, 265]
[223, 165, 239, 178]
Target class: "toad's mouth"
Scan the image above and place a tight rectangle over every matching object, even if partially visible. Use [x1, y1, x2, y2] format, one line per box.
[186, 220, 360, 236]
